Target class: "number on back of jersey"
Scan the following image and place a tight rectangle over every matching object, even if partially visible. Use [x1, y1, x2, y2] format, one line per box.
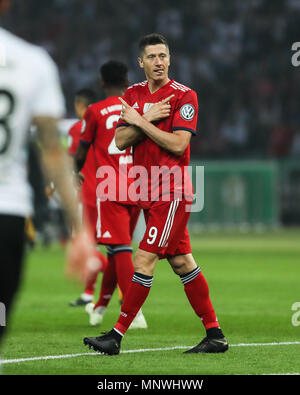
[0, 90, 15, 155]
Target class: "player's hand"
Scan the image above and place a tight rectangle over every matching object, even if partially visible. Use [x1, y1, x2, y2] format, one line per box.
[143, 95, 175, 123]
[119, 97, 143, 126]
[65, 227, 95, 283]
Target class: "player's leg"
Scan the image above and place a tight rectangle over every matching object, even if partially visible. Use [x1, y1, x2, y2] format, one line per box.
[85, 247, 117, 326]
[86, 243, 146, 328]
[83, 198, 228, 354]
[71, 248, 108, 307]
[69, 202, 107, 306]
[168, 252, 228, 353]
[114, 246, 154, 333]
[84, 200, 120, 323]
[82, 203, 108, 294]
[83, 247, 158, 354]
[108, 205, 141, 300]
[121, 206, 147, 329]
[83, 202, 177, 354]
[0, 215, 26, 348]
[112, 245, 134, 298]
[161, 199, 228, 354]
[117, 285, 123, 305]
[85, 201, 146, 329]
[110, 205, 147, 329]
[82, 247, 107, 297]
[96, 201, 135, 302]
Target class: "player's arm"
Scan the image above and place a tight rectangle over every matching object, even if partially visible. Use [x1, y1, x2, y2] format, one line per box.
[137, 121, 191, 156]
[74, 142, 89, 173]
[118, 97, 191, 156]
[115, 125, 144, 150]
[31, 50, 95, 283]
[74, 106, 96, 172]
[34, 116, 97, 283]
[68, 146, 85, 189]
[115, 94, 174, 150]
[33, 116, 82, 230]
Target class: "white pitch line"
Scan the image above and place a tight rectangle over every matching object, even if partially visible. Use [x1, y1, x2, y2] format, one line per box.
[230, 341, 300, 347]
[1, 341, 300, 365]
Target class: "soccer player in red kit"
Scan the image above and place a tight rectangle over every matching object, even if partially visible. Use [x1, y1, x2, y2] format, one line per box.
[75, 61, 146, 329]
[68, 89, 108, 306]
[83, 34, 228, 354]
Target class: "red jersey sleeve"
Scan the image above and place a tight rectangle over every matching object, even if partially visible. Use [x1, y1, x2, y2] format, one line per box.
[80, 106, 97, 145]
[67, 122, 80, 156]
[172, 90, 198, 135]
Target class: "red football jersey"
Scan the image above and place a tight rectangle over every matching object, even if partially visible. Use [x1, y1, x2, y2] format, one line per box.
[68, 120, 97, 207]
[116, 79, 198, 208]
[80, 96, 134, 203]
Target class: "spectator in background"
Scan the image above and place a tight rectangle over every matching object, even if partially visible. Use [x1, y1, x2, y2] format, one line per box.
[4, 0, 298, 159]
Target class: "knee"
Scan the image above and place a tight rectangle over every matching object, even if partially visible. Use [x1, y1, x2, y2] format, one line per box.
[170, 260, 187, 275]
[133, 249, 157, 276]
[169, 254, 197, 276]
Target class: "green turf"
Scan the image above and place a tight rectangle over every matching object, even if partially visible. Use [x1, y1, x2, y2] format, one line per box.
[1, 229, 300, 375]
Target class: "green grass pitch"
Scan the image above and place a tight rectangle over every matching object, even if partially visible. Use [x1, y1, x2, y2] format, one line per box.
[1, 229, 300, 375]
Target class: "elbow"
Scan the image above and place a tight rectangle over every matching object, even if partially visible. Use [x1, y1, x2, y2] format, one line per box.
[115, 134, 127, 151]
[116, 140, 126, 151]
[172, 145, 186, 157]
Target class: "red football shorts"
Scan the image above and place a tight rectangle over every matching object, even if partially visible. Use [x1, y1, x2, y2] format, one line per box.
[96, 199, 140, 245]
[139, 198, 192, 259]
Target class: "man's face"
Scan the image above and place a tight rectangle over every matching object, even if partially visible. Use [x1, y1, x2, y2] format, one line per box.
[74, 99, 86, 120]
[138, 44, 170, 83]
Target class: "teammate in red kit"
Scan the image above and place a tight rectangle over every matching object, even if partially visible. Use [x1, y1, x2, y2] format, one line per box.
[75, 61, 147, 329]
[68, 89, 108, 306]
[83, 34, 228, 354]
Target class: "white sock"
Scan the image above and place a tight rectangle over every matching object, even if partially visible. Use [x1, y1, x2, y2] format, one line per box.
[94, 306, 107, 315]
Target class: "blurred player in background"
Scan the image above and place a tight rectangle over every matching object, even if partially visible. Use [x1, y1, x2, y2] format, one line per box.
[84, 33, 228, 355]
[75, 60, 147, 329]
[68, 89, 108, 307]
[0, 0, 94, 349]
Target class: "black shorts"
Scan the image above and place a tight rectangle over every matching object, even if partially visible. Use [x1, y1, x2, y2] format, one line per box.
[0, 214, 26, 345]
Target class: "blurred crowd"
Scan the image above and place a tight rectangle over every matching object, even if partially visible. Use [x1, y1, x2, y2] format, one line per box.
[4, 0, 300, 158]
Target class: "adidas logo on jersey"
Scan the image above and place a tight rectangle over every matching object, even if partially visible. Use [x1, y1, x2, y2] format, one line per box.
[102, 231, 112, 238]
[132, 102, 139, 109]
[143, 103, 154, 114]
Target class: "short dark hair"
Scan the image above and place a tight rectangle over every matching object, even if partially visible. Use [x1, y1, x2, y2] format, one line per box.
[75, 88, 96, 107]
[99, 60, 128, 87]
[139, 33, 169, 55]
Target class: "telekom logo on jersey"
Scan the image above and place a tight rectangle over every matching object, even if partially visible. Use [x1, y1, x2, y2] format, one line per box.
[95, 165, 204, 213]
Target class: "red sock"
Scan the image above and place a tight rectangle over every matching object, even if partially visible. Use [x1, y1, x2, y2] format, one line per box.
[94, 254, 117, 309]
[113, 248, 135, 298]
[181, 267, 219, 330]
[114, 272, 153, 335]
